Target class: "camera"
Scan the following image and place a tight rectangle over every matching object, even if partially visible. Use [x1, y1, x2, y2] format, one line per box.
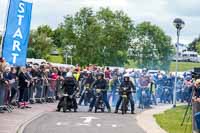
[192, 68, 200, 80]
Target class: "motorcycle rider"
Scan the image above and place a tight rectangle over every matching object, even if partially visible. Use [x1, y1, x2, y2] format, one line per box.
[108, 75, 121, 107]
[115, 74, 136, 114]
[57, 72, 78, 112]
[138, 73, 151, 108]
[78, 71, 95, 105]
[161, 78, 172, 103]
[193, 79, 200, 130]
[88, 72, 111, 112]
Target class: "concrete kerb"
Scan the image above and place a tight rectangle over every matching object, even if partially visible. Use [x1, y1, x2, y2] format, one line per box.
[136, 105, 172, 133]
[16, 112, 46, 133]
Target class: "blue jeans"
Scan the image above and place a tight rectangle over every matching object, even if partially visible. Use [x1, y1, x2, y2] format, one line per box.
[150, 93, 157, 105]
[28, 85, 35, 100]
[195, 112, 200, 130]
[47, 87, 55, 98]
[115, 93, 135, 112]
[107, 86, 118, 106]
[156, 85, 163, 100]
[89, 91, 111, 110]
[138, 87, 151, 108]
[0, 84, 5, 106]
[35, 85, 43, 99]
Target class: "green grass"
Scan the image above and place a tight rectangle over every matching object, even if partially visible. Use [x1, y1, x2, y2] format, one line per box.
[126, 60, 200, 71]
[48, 55, 64, 63]
[125, 60, 137, 68]
[170, 62, 200, 72]
[154, 106, 192, 133]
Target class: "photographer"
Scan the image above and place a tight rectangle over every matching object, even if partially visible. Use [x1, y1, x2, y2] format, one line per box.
[192, 79, 200, 131]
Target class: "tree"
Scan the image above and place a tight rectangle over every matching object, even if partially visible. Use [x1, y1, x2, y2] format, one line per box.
[27, 25, 54, 59]
[37, 25, 54, 37]
[129, 22, 174, 70]
[58, 7, 134, 66]
[188, 35, 200, 52]
[52, 27, 65, 47]
[96, 8, 134, 66]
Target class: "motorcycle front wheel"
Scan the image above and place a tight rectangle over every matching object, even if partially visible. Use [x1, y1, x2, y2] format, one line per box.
[121, 98, 127, 115]
[63, 97, 67, 112]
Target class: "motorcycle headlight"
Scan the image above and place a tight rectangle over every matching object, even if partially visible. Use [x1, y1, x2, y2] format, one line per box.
[96, 89, 101, 93]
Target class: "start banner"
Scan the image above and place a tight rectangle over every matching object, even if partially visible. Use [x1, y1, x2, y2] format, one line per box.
[2, 0, 32, 66]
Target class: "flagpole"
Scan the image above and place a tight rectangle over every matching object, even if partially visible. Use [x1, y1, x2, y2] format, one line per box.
[0, 0, 11, 57]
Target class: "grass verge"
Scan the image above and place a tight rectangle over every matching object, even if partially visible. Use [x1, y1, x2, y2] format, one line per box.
[126, 60, 200, 72]
[154, 106, 192, 133]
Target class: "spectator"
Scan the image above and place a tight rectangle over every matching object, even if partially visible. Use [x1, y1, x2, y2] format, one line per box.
[18, 67, 31, 109]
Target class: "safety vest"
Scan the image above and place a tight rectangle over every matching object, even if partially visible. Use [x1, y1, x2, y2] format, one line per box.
[73, 73, 80, 81]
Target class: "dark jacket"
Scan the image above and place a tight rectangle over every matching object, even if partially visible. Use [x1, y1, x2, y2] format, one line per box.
[120, 81, 136, 94]
[92, 79, 108, 90]
[62, 77, 78, 95]
[83, 77, 95, 87]
[194, 86, 200, 98]
[18, 72, 28, 88]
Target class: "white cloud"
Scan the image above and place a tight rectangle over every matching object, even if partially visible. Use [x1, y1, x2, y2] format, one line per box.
[167, 0, 200, 17]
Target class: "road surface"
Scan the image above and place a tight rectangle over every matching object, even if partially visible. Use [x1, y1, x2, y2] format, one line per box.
[23, 107, 146, 133]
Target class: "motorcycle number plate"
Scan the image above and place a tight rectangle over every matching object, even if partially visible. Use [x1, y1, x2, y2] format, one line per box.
[96, 89, 101, 93]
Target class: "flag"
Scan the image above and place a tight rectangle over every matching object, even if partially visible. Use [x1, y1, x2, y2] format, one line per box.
[2, 0, 33, 66]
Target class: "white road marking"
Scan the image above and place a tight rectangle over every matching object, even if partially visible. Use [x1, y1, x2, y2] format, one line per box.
[112, 124, 117, 128]
[56, 122, 68, 126]
[56, 122, 61, 126]
[80, 116, 99, 124]
[77, 123, 90, 126]
[96, 123, 101, 127]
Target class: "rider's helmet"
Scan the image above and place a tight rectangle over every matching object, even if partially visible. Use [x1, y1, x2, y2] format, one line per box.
[142, 68, 148, 74]
[123, 73, 130, 82]
[66, 72, 73, 78]
[97, 72, 104, 79]
[158, 74, 163, 80]
[86, 71, 92, 77]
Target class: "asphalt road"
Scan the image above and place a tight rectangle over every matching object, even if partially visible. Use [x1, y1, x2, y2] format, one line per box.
[23, 107, 146, 133]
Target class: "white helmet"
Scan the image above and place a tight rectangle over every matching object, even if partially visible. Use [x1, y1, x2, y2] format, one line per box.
[66, 72, 73, 78]
[123, 73, 130, 78]
[158, 74, 163, 79]
[87, 71, 92, 74]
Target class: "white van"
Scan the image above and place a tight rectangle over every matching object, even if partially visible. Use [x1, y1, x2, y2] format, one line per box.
[173, 51, 200, 62]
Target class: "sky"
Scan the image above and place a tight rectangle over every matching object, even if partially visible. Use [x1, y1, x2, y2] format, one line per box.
[1, 0, 200, 44]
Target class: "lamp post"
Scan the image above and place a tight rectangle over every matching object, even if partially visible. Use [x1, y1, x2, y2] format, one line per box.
[68, 45, 75, 65]
[63, 49, 68, 64]
[173, 18, 185, 108]
[64, 45, 75, 65]
[103, 46, 106, 66]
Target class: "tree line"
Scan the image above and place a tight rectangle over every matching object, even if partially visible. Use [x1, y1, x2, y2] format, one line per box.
[1, 7, 174, 70]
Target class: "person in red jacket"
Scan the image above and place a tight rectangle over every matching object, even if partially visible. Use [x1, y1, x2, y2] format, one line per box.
[48, 70, 59, 101]
[104, 67, 112, 80]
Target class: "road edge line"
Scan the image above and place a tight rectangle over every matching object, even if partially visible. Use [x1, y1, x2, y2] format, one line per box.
[16, 112, 46, 133]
